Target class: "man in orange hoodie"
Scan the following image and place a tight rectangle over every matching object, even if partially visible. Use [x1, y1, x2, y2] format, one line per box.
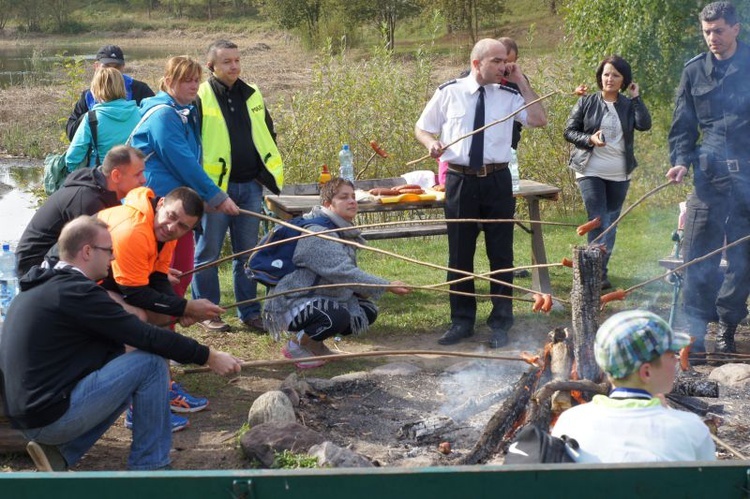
[98, 186, 224, 431]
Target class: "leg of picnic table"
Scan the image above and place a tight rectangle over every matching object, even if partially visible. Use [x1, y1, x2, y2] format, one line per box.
[527, 196, 552, 294]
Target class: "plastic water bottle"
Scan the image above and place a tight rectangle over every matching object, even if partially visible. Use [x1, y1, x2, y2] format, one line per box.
[338, 144, 355, 182]
[509, 148, 520, 194]
[0, 244, 18, 321]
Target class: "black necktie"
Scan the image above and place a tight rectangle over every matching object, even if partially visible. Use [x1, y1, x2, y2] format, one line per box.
[469, 86, 485, 169]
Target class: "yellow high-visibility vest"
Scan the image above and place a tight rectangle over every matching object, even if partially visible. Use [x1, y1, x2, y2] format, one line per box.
[198, 81, 284, 191]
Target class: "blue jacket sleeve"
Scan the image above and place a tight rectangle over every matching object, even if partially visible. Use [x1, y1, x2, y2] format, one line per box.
[65, 114, 93, 172]
[148, 107, 227, 207]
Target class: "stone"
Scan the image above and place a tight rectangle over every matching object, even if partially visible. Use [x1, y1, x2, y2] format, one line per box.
[371, 362, 422, 377]
[247, 391, 296, 427]
[708, 364, 750, 388]
[240, 422, 326, 468]
[307, 441, 374, 468]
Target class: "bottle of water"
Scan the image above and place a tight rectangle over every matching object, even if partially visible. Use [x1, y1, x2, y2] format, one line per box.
[0, 244, 18, 322]
[338, 144, 355, 182]
[509, 148, 520, 194]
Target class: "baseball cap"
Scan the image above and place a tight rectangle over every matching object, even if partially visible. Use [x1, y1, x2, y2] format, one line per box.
[595, 310, 690, 379]
[96, 45, 125, 65]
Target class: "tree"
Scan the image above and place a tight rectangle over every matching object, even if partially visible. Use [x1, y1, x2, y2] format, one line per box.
[432, 0, 503, 43]
[16, 0, 46, 31]
[339, 0, 422, 50]
[259, 0, 324, 45]
[0, 0, 16, 30]
[563, 0, 701, 107]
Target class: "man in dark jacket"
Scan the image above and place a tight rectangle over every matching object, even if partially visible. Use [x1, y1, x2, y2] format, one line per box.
[0, 215, 241, 471]
[15, 145, 146, 276]
[191, 40, 284, 333]
[667, 1, 750, 361]
[66, 45, 154, 141]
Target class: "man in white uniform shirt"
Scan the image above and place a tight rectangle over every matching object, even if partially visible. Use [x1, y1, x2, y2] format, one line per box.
[415, 38, 547, 348]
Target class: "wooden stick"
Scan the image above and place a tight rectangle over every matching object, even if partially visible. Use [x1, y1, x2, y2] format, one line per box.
[182, 349, 534, 374]
[181, 216, 577, 278]
[233, 209, 545, 297]
[590, 181, 673, 246]
[223, 282, 535, 313]
[407, 90, 560, 166]
[624, 232, 750, 295]
[711, 434, 748, 460]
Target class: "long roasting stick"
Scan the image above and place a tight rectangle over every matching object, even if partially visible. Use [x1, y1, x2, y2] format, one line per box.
[233, 209, 548, 297]
[406, 90, 560, 166]
[590, 181, 673, 246]
[180, 216, 577, 278]
[182, 349, 536, 374]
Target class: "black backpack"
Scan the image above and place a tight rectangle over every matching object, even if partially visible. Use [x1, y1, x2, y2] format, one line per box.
[504, 423, 579, 464]
[245, 215, 339, 287]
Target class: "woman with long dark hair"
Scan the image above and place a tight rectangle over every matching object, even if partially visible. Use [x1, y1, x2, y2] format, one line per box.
[564, 55, 651, 289]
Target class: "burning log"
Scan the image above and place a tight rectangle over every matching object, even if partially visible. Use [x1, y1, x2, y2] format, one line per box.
[547, 327, 575, 412]
[459, 367, 541, 465]
[570, 246, 604, 385]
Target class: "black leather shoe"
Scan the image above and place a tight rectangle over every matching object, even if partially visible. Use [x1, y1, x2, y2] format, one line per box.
[438, 324, 473, 345]
[489, 328, 509, 349]
[601, 278, 612, 290]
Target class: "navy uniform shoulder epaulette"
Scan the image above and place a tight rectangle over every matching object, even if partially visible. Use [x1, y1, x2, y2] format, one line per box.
[438, 79, 458, 90]
[498, 83, 520, 95]
[684, 53, 706, 67]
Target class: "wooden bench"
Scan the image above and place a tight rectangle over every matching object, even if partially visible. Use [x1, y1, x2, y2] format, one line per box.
[264, 178, 561, 294]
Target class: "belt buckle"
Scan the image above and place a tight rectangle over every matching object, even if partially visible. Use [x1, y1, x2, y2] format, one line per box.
[477, 165, 488, 177]
[727, 159, 740, 173]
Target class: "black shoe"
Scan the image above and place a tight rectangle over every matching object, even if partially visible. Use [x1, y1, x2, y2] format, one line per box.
[437, 324, 473, 345]
[26, 441, 67, 472]
[513, 269, 530, 278]
[601, 278, 612, 290]
[710, 321, 738, 365]
[488, 328, 509, 349]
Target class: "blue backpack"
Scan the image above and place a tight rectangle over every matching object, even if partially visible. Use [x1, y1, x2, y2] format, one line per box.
[246, 215, 339, 287]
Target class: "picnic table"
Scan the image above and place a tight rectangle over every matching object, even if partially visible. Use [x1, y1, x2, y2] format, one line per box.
[264, 178, 560, 293]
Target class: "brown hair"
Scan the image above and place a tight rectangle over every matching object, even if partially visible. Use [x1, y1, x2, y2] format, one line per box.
[320, 178, 354, 205]
[90, 67, 126, 103]
[159, 55, 202, 92]
[164, 186, 204, 220]
[58, 216, 110, 261]
[101, 145, 146, 176]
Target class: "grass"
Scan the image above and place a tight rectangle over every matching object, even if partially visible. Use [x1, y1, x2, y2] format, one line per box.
[173, 201, 682, 378]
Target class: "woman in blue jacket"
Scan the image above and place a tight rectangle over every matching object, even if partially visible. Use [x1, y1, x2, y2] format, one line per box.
[129, 56, 239, 298]
[65, 68, 140, 172]
[564, 55, 651, 290]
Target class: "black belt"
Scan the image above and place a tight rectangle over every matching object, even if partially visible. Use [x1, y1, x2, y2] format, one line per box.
[448, 163, 508, 177]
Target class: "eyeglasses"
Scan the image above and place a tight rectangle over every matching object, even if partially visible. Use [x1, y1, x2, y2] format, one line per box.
[91, 245, 114, 256]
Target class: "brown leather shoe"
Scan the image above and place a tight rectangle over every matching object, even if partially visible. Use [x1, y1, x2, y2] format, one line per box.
[243, 316, 266, 332]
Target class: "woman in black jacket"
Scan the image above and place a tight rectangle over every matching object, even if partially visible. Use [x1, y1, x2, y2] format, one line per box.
[564, 55, 651, 289]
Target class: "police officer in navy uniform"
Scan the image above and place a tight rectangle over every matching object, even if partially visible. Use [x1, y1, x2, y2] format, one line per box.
[415, 38, 547, 348]
[667, 1, 750, 361]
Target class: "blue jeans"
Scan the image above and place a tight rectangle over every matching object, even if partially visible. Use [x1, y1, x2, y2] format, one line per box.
[577, 176, 630, 278]
[22, 351, 171, 470]
[192, 180, 263, 320]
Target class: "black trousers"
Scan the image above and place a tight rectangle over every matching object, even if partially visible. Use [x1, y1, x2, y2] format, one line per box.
[288, 298, 378, 341]
[683, 163, 750, 332]
[444, 167, 515, 329]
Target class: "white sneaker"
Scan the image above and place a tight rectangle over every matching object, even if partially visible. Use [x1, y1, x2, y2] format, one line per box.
[281, 340, 327, 369]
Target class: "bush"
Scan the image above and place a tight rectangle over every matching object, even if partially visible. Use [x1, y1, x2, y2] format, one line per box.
[274, 41, 435, 184]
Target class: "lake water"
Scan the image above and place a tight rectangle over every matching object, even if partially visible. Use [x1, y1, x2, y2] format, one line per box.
[0, 44, 171, 87]
[0, 161, 43, 247]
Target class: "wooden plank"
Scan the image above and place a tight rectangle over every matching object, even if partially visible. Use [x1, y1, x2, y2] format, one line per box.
[361, 223, 448, 240]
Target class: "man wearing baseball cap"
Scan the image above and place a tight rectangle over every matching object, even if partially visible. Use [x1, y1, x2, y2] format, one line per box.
[551, 310, 716, 462]
[65, 45, 155, 141]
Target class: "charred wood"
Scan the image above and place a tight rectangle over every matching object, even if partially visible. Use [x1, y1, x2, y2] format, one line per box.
[570, 246, 604, 384]
[460, 367, 541, 465]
